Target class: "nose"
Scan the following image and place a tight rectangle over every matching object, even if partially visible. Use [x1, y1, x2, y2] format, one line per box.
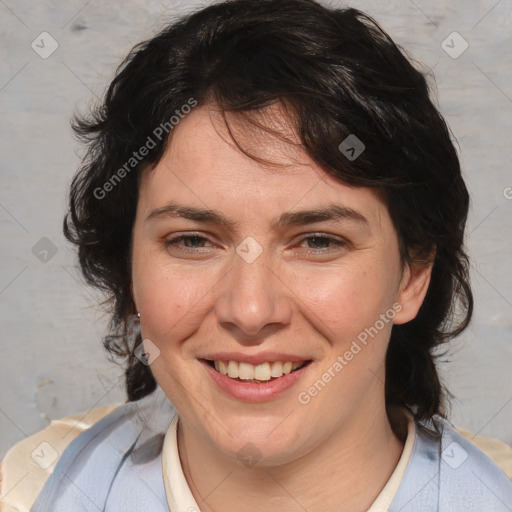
[214, 249, 293, 343]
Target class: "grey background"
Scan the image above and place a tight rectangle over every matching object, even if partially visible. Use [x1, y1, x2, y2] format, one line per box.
[1, 0, 511, 460]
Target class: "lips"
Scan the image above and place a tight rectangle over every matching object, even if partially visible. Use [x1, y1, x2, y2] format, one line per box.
[200, 358, 312, 402]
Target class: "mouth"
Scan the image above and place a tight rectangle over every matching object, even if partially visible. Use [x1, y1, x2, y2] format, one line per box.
[198, 354, 314, 402]
[202, 359, 312, 383]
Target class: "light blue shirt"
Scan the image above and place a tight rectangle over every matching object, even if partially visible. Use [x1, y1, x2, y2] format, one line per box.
[31, 393, 512, 511]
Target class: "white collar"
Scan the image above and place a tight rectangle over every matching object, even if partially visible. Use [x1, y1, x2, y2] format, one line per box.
[162, 413, 200, 511]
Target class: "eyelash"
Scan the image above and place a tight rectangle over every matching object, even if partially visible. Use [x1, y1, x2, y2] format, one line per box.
[164, 232, 347, 255]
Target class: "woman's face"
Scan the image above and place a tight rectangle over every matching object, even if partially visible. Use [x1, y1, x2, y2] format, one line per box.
[131, 104, 430, 466]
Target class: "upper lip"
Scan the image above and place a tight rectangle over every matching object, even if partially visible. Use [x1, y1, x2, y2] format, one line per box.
[200, 352, 312, 365]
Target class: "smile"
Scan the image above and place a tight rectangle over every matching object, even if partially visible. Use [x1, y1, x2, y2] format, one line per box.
[200, 358, 313, 402]
[209, 359, 308, 382]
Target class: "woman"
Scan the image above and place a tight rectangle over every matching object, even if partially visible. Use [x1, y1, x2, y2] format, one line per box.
[2, 0, 511, 510]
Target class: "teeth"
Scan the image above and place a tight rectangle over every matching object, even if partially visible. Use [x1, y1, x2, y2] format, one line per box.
[238, 362, 254, 380]
[270, 361, 283, 377]
[254, 362, 271, 381]
[212, 360, 306, 381]
[227, 361, 239, 378]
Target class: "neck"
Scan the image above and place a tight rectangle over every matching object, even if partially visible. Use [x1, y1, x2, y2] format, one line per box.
[177, 403, 407, 512]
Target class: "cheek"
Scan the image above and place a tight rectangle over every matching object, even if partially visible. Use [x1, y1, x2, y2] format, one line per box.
[290, 261, 397, 342]
[132, 247, 221, 346]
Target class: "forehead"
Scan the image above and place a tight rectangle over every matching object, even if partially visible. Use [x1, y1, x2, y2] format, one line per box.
[139, 103, 387, 230]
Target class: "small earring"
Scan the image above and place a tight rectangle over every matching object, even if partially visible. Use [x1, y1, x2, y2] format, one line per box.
[131, 312, 141, 326]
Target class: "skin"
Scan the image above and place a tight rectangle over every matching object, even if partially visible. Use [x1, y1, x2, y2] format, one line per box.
[130, 103, 433, 512]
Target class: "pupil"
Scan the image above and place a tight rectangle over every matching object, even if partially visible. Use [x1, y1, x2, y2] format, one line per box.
[309, 237, 328, 248]
[185, 236, 203, 247]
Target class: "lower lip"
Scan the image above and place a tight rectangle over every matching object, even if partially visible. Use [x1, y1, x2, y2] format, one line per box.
[200, 360, 311, 403]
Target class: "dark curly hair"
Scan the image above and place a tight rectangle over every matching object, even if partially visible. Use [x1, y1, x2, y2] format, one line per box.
[64, 0, 473, 421]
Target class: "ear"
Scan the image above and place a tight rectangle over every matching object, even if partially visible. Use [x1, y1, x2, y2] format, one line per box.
[393, 256, 434, 325]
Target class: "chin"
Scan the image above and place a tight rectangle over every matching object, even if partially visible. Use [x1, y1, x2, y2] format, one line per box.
[204, 414, 312, 468]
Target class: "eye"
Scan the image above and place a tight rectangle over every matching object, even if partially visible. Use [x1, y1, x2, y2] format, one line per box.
[297, 234, 347, 253]
[164, 233, 213, 252]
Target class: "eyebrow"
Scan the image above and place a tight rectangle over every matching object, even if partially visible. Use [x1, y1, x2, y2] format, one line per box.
[145, 201, 370, 230]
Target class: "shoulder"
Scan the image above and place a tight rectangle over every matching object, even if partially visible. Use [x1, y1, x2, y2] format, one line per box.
[438, 416, 512, 480]
[436, 417, 512, 507]
[0, 405, 120, 512]
[31, 391, 175, 511]
[0, 392, 176, 512]
[391, 414, 512, 511]
[456, 425, 512, 479]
